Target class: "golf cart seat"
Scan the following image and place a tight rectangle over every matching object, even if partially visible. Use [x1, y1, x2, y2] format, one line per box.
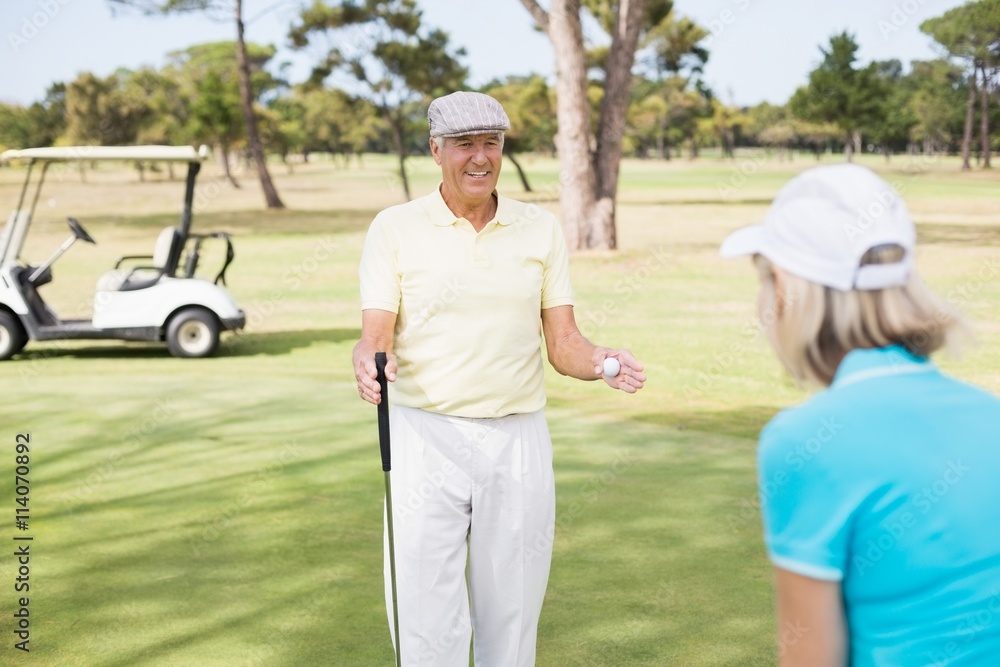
[97, 226, 182, 292]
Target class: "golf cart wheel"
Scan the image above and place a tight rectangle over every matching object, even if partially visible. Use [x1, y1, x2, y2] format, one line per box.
[0, 311, 28, 361]
[166, 308, 220, 359]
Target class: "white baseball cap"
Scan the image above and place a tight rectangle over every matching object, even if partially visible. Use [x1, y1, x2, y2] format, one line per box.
[720, 164, 915, 291]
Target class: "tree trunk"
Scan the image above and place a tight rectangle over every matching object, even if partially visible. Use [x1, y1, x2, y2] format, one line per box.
[980, 65, 991, 169]
[961, 70, 977, 171]
[547, 0, 598, 250]
[844, 131, 854, 162]
[852, 130, 862, 157]
[505, 149, 533, 192]
[235, 0, 284, 209]
[591, 0, 648, 250]
[882, 143, 890, 163]
[520, 0, 646, 250]
[396, 150, 410, 201]
[221, 144, 241, 188]
[383, 108, 411, 201]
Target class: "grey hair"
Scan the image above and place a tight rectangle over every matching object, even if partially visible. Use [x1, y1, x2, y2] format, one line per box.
[432, 132, 505, 150]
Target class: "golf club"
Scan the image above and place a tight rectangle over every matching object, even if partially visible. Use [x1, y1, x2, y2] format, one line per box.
[375, 352, 401, 667]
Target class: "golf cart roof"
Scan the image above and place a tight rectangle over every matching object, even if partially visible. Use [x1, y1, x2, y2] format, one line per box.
[0, 145, 211, 163]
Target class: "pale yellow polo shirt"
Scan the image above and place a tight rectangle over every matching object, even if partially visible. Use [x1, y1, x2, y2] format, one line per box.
[359, 185, 574, 418]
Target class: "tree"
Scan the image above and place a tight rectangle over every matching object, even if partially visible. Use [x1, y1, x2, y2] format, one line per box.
[482, 75, 558, 191]
[921, 0, 1000, 169]
[165, 41, 282, 187]
[756, 122, 797, 160]
[122, 68, 189, 179]
[0, 84, 66, 152]
[290, 0, 467, 201]
[0, 105, 34, 153]
[108, 0, 286, 207]
[295, 86, 384, 164]
[63, 70, 152, 147]
[789, 32, 885, 162]
[867, 60, 918, 161]
[28, 83, 67, 148]
[792, 119, 843, 159]
[906, 59, 970, 155]
[627, 9, 711, 162]
[703, 99, 748, 158]
[519, 0, 643, 249]
[640, 8, 709, 79]
[191, 69, 245, 186]
[626, 91, 669, 158]
[518, 0, 708, 249]
[265, 96, 308, 171]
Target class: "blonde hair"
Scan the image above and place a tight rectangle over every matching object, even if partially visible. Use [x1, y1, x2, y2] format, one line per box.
[755, 246, 969, 386]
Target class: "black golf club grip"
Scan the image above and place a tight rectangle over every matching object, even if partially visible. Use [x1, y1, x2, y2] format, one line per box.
[375, 352, 391, 472]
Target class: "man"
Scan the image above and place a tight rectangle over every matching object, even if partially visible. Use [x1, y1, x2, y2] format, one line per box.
[353, 90, 645, 667]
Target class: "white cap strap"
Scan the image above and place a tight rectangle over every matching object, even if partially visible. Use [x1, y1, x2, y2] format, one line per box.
[854, 263, 910, 290]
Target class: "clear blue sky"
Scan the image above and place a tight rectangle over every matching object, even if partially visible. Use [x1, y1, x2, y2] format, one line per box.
[0, 0, 969, 108]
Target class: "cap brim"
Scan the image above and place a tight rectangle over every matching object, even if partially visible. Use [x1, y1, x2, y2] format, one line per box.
[437, 128, 508, 138]
[720, 224, 766, 258]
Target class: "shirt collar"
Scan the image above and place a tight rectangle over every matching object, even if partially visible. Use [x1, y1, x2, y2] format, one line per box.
[427, 183, 515, 227]
[831, 345, 935, 389]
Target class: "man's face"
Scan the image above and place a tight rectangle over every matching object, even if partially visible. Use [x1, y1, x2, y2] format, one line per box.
[431, 134, 503, 205]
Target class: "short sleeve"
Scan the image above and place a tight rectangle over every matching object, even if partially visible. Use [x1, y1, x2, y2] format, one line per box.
[758, 415, 853, 581]
[359, 214, 401, 313]
[540, 216, 573, 310]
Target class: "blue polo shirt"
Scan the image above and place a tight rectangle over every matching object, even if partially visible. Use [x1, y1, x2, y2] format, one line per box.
[759, 345, 1000, 666]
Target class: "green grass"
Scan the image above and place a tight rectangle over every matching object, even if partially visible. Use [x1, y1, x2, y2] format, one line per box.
[1, 153, 998, 666]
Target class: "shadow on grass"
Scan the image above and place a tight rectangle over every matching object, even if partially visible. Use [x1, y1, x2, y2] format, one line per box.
[28, 391, 776, 666]
[98, 209, 380, 236]
[14, 328, 360, 360]
[633, 405, 778, 441]
[546, 396, 778, 442]
[221, 328, 360, 356]
[36, 400, 394, 667]
[627, 198, 776, 206]
[521, 195, 775, 207]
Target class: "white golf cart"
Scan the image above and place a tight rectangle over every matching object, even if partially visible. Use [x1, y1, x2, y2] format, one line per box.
[0, 145, 245, 360]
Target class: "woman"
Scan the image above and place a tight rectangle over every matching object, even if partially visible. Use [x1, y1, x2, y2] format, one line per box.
[721, 164, 1000, 666]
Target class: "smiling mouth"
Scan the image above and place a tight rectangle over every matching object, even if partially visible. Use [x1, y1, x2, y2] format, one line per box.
[465, 171, 489, 179]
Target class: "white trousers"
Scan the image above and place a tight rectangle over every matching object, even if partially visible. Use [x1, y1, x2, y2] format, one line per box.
[384, 406, 556, 667]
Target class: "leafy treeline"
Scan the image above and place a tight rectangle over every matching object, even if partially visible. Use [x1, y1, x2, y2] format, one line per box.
[1, 0, 997, 208]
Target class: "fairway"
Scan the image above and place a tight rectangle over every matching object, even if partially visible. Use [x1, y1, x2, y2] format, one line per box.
[1, 153, 998, 666]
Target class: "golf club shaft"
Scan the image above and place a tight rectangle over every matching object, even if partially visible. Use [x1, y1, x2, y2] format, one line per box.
[383, 472, 400, 667]
[375, 352, 401, 667]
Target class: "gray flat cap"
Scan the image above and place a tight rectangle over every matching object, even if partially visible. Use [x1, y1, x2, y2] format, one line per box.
[428, 91, 510, 138]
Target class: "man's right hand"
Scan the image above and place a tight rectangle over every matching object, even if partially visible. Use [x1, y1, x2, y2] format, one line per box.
[353, 342, 397, 405]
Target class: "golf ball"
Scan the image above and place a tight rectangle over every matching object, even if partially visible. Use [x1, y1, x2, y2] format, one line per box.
[603, 357, 621, 378]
